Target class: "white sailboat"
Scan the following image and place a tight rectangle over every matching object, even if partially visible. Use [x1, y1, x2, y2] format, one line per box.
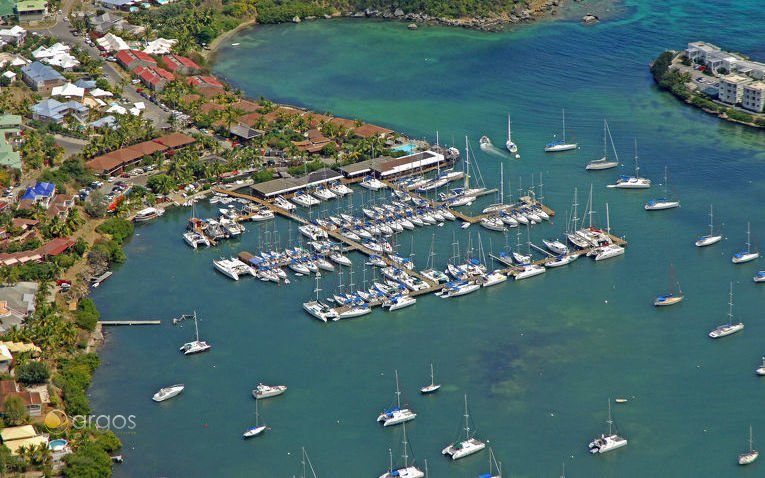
[586, 119, 619, 170]
[481, 446, 502, 478]
[420, 363, 441, 394]
[506, 113, 518, 155]
[588, 398, 628, 454]
[739, 425, 759, 465]
[644, 166, 679, 210]
[594, 204, 625, 261]
[731, 221, 759, 263]
[695, 204, 722, 247]
[709, 282, 744, 338]
[544, 109, 577, 152]
[379, 423, 425, 478]
[179, 311, 211, 355]
[756, 357, 765, 376]
[609, 139, 651, 188]
[442, 394, 486, 460]
[377, 370, 416, 427]
[303, 273, 336, 322]
[242, 397, 268, 438]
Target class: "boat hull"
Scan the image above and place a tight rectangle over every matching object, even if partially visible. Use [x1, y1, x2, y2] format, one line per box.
[708, 323, 744, 338]
[695, 235, 722, 247]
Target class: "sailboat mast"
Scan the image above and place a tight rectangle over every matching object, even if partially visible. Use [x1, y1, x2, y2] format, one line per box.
[463, 394, 471, 440]
[388, 448, 393, 473]
[602, 120, 607, 159]
[194, 311, 200, 341]
[314, 274, 321, 301]
[606, 203, 611, 235]
[464, 137, 470, 190]
[499, 163, 504, 205]
[507, 113, 512, 143]
[710, 205, 714, 236]
[588, 184, 594, 228]
[562, 109, 566, 143]
[634, 138, 640, 177]
[430, 363, 435, 387]
[395, 370, 402, 408]
[728, 281, 734, 325]
[607, 398, 613, 435]
[747, 221, 751, 253]
[402, 422, 409, 468]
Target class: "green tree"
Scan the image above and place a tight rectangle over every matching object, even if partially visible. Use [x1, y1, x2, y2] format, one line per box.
[62, 441, 112, 478]
[3, 395, 27, 425]
[75, 298, 100, 331]
[84, 191, 107, 219]
[15, 361, 50, 385]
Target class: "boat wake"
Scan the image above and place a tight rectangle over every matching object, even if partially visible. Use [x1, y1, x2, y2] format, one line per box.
[479, 142, 510, 158]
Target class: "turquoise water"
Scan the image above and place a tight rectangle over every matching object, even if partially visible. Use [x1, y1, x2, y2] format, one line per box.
[91, 2, 765, 476]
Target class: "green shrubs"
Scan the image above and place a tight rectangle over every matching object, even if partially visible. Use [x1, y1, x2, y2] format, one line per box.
[53, 353, 100, 417]
[15, 361, 50, 385]
[76, 299, 100, 332]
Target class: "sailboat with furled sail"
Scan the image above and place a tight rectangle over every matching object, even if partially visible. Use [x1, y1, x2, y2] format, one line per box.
[377, 370, 416, 427]
[544, 109, 577, 152]
[586, 119, 619, 170]
[738, 425, 759, 465]
[644, 166, 679, 210]
[442, 394, 486, 460]
[695, 204, 722, 247]
[379, 422, 425, 478]
[506, 113, 518, 155]
[654, 264, 684, 306]
[708, 282, 744, 339]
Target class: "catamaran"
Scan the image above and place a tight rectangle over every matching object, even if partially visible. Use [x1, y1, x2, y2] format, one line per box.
[731, 221, 759, 263]
[152, 384, 184, 402]
[739, 425, 759, 465]
[183, 231, 210, 249]
[243, 398, 268, 438]
[377, 370, 416, 427]
[608, 139, 651, 188]
[588, 399, 628, 454]
[544, 109, 577, 152]
[506, 113, 518, 154]
[654, 264, 684, 306]
[442, 394, 486, 460]
[303, 274, 338, 322]
[586, 119, 619, 170]
[213, 257, 256, 280]
[695, 205, 722, 247]
[709, 282, 744, 339]
[420, 363, 441, 394]
[179, 311, 211, 355]
[644, 166, 679, 210]
[379, 423, 425, 478]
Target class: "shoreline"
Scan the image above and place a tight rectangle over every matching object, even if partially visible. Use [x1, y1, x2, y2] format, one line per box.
[203, 19, 259, 62]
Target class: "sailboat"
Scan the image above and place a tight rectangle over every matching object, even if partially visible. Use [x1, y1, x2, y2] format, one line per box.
[377, 370, 416, 426]
[379, 423, 425, 478]
[178, 311, 211, 355]
[738, 425, 759, 465]
[302, 273, 339, 322]
[731, 221, 759, 263]
[586, 119, 619, 170]
[544, 109, 577, 152]
[298, 447, 319, 478]
[695, 205, 722, 247]
[242, 398, 268, 438]
[654, 264, 684, 306]
[594, 204, 625, 261]
[756, 357, 765, 376]
[644, 166, 679, 210]
[479, 446, 502, 478]
[708, 282, 744, 339]
[506, 113, 518, 155]
[588, 398, 628, 454]
[442, 394, 486, 460]
[609, 139, 651, 188]
[420, 363, 441, 394]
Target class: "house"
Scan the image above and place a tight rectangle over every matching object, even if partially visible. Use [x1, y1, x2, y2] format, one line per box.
[51, 82, 85, 99]
[742, 82, 765, 113]
[0, 380, 43, 417]
[0, 53, 29, 68]
[74, 79, 97, 90]
[115, 49, 156, 71]
[352, 123, 394, 139]
[229, 124, 263, 142]
[718, 74, 752, 105]
[19, 182, 55, 208]
[90, 115, 117, 129]
[161, 54, 201, 75]
[0, 425, 48, 456]
[0, 114, 21, 134]
[132, 65, 174, 91]
[15, 0, 47, 22]
[97, 0, 135, 10]
[39, 237, 75, 257]
[90, 11, 123, 33]
[188, 75, 224, 89]
[20, 61, 64, 93]
[95, 32, 129, 52]
[0, 26, 26, 45]
[46, 194, 75, 219]
[31, 99, 89, 124]
[143, 38, 176, 55]
[154, 132, 195, 150]
[0, 344, 10, 373]
[0, 133, 20, 170]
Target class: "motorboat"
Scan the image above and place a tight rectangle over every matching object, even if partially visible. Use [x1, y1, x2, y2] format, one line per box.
[360, 176, 387, 191]
[152, 384, 184, 402]
[442, 395, 486, 460]
[134, 207, 163, 222]
[543, 239, 568, 255]
[252, 383, 288, 399]
[479, 135, 491, 148]
[756, 357, 765, 376]
[588, 400, 627, 454]
[248, 206, 275, 221]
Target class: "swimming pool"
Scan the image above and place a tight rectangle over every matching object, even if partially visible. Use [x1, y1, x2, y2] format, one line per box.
[391, 143, 416, 154]
[49, 439, 68, 451]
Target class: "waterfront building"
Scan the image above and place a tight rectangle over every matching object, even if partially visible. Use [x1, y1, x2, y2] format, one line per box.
[686, 42, 765, 79]
[742, 82, 765, 113]
[718, 74, 752, 105]
[251, 168, 343, 198]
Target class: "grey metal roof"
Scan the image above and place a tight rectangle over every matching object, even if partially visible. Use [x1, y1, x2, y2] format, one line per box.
[21, 61, 64, 83]
[251, 168, 342, 197]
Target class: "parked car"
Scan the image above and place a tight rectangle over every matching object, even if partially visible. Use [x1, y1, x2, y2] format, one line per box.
[107, 176, 116, 183]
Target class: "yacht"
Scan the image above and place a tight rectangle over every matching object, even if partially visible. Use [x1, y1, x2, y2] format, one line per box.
[543, 239, 568, 255]
[442, 395, 486, 460]
[514, 264, 546, 280]
[588, 400, 628, 454]
[252, 383, 288, 399]
[644, 166, 679, 210]
[134, 206, 163, 222]
[273, 195, 296, 211]
[383, 294, 417, 311]
[179, 311, 211, 355]
[299, 224, 328, 241]
[312, 186, 337, 201]
[248, 206, 275, 221]
[754, 271, 765, 283]
[437, 280, 480, 298]
[420, 363, 440, 394]
[152, 384, 184, 402]
[544, 109, 577, 152]
[329, 181, 353, 196]
[739, 426, 759, 465]
[695, 205, 722, 247]
[292, 191, 320, 207]
[731, 222, 759, 264]
[506, 113, 518, 154]
[219, 218, 245, 237]
[586, 119, 619, 170]
[183, 231, 210, 249]
[360, 176, 387, 191]
[377, 370, 416, 427]
[608, 140, 650, 189]
[303, 274, 339, 322]
[709, 282, 744, 339]
[544, 254, 578, 268]
[213, 258, 255, 280]
[480, 216, 506, 232]
[594, 244, 625, 261]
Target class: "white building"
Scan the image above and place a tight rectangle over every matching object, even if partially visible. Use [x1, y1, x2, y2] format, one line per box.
[0, 26, 26, 46]
[718, 74, 752, 105]
[742, 82, 765, 113]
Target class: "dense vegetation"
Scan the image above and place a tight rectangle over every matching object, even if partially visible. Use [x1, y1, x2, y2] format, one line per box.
[650, 51, 691, 98]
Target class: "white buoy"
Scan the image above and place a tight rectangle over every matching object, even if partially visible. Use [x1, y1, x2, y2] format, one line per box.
[515, 154, 521, 159]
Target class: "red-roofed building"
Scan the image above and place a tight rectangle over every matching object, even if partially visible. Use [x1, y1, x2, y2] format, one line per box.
[46, 194, 76, 220]
[133, 66, 175, 91]
[188, 75, 224, 88]
[115, 49, 156, 71]
[39, 237, 75, 257]
[161, 54, 201, 75]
